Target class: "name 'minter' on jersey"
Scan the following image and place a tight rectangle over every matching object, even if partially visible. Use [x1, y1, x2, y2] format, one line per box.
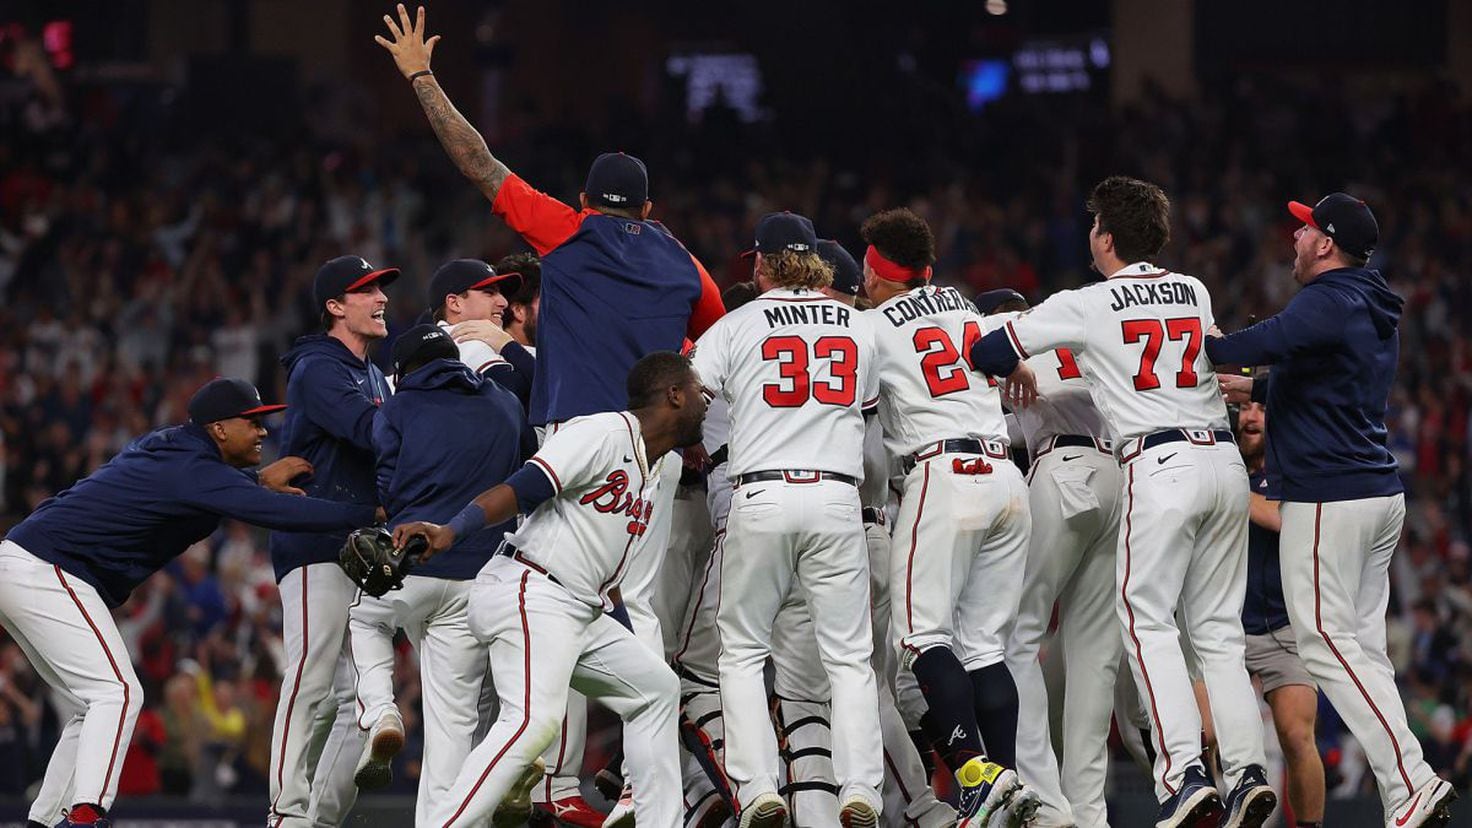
[999, 262, 1228, 440]
[506, 411, 665, 609]
[981, 311, 1111, 446]
[868, 285, 1009, 457]
[691, 287, 877, 480]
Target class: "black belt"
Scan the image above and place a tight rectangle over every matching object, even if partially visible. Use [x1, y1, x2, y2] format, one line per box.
[1117, 429, 1235, 463]
[903, 438, 1008, 474]
[709, 444, 729, 468]
[500, 545, 563, 586]
[1031, 434, 1113, 461]
[735, 470, 859, 488]
[861, 507, 886, 527]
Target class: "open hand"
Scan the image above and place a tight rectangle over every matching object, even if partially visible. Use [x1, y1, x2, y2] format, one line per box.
[452, 319, 513, 351]
[1003, 362, 1040, 410]
[258, 456, 313, 495]
[1218, 373, 1253, 405]
[374, 4, 439, 80]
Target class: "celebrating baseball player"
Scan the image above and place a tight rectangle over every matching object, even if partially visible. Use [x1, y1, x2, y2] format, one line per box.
[970, 176, 1275, 828]
[267, 254, 398, 828]
[977, 287, 1125, 828]
[690, 212, 884, 828]
[391, 351, 706, 828]
[1209, 194, 1456, 827]
[860, 208, 1040, 828]
[1, 378, 378, 828]
[347, 324, 537, 822]
[497, 252, 542, 353]
[428, 258, 536, 406]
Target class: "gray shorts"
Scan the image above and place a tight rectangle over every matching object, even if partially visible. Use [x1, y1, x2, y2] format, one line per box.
[1245, 626, 1316, 695]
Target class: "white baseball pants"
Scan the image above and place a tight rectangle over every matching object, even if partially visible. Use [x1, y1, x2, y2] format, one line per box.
[1279, 495, 1436, 820]
[268, 561, 364, 827]
[1115, 440, 1265, 802]
[432, 556, 682, 828]
[349, 574, 487, 824]
[0, 540, 142, 823]
[671, 467, 734, 688]
[1007, 447, 1123, 828]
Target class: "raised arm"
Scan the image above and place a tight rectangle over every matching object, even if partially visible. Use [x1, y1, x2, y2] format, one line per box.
[376, 4, 511, 202]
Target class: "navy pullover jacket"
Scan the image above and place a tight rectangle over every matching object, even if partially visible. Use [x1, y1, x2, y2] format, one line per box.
[269, 334, 390, 581]
[372, 358, 535, 580]
[1242, 470, 1290, 635]
[1206, 267, 1404, 503]
[6, 424, 376, 607]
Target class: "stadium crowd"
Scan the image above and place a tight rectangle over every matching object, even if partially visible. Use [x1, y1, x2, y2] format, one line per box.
[0, 58, 1470, 804]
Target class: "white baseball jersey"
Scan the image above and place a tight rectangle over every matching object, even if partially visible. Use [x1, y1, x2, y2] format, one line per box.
[982, 311, 1111, 445]
[700, 395, 731, 456]
[505, 411, 665, 609]
[439, 319, 507, 375]
[998, 262, 1228, 439]
[868, 285, 1008, 457]
[690, 287, 877, 479]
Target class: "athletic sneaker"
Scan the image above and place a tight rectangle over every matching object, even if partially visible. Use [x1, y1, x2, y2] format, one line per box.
[1219, 764, 1276, 828]
[1390, 777, 1459, 828]
[353, 709, 405, 790]
[1153, 766, 1222, 828]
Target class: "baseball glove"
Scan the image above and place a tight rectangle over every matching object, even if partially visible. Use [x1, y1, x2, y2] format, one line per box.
[339, 527, 425, 598]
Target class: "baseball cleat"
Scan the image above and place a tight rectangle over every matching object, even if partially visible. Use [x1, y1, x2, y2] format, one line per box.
[493, 757, 549, 828]
[1390, 777, 1459, 828]
[595, 765, 626, 802]
[601, 785, 635, 828]
[737, 792, 789, 828]
[1152, 766, 1221, 828]
[838, 796, 879, 828]
[993, 785, 1042, 827]
[353, 709, 405, 790]
[686, 789, 733, 828]
[1218, 764, 1276, 828]
[537, 794, 607, 828]
[954, 758, 1023, 828]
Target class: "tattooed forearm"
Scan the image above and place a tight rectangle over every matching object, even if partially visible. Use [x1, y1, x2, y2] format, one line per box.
[412, 76, 510, 200]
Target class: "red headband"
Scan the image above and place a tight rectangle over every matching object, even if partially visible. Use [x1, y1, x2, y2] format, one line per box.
[865, 245, 932, 283]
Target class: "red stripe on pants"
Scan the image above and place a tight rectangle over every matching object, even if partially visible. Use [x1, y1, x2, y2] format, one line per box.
[271, 566, 311, 821]
[1118, 466, 1176, 796]
[54, 566, 130, 805]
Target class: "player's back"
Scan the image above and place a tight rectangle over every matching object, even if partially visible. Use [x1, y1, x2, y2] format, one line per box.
[983, 310, 1110, 446]
[692, 288, 874, 479]
[1005, 265, 1228, 440]
[868, 285, 1007, 456]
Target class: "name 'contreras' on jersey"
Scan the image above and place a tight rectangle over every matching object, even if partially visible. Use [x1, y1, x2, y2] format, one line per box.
[868, 285, 1009, 457]
[502, 411, 665, 610]
[981, 311, 1112, 446]
[691, 287, 878, 480]
[998, 262, 1229, 440]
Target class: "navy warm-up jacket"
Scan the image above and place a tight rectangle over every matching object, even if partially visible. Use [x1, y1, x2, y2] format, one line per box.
[372, 358, 535, 580]
[269, 334, 390, 581]
[6, 424, 376, 607]
[1206, 266, 1404, 503]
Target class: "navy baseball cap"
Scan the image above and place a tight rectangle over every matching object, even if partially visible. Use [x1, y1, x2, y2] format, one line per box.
[584, 152, 649, 209]
[818, 240, 861, 296]
[744, 212, 818, 257]
[189, 377, 286, 424]
[391, 324, 460, 378]
[314, 255, 400, 310]
[428, 259, 524, 311]
[1288, 193, 1378, 260]
[974, 288, 1028, 315]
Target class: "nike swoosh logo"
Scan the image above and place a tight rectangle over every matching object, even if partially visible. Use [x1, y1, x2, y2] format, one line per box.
[1061, 454, 1081, 462]
[623, 455, 633, 463]
[1395, 792, 1423, 826]
[745, 489, 764, 499]
[1157, 453, 1178, 464]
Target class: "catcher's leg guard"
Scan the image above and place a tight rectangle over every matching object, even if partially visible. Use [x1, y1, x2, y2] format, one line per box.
[772, 696, 840, 828]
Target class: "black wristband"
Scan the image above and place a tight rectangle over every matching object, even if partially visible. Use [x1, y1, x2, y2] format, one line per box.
[408, 69, 433, 83]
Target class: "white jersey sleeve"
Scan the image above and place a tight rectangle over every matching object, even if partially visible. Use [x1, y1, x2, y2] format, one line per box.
[982, 310, 1111, 446]
[525, 414, 619, 495]
[690, 322, 731, 396]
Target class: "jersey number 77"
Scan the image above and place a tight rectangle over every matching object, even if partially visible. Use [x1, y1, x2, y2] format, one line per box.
[762, 335, 857, 407]
[1122, 317, 1202, 391]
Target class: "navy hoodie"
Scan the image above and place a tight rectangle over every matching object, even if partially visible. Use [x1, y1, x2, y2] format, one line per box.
[270, 334, 390, 581]
[372, 358, 535, 580]
[1206, 267, 1404, 502]
[6, 424, 376, 607]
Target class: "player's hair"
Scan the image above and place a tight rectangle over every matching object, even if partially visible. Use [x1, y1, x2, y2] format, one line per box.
[861, 208, 936, 288]
[1086, 176, 1171, 263]
[497, 252, 543, 305]
[627, 351, 694, 409]
[991, 298, 1029, 315]
[721, 280, 759, 313]
[757, 251, 834, 291]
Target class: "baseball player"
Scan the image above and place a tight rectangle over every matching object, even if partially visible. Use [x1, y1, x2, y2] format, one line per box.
[497, 252, 542, 353]
[970, 176, 1275, 828]
[268, 254, 397, 828]
[428, 258, 535, 406]
[347, 325, 537, 822]
[977, 287, 1125, 828]
[1209, 194, 1456, 827]
[859, 209, 1038, 828]
[377, 12, 726, 816]
[690, 212, 884, 828]
[765, 239, 956, 828]
[2, 378, 377, 827]
[392, 351, 707, 828]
